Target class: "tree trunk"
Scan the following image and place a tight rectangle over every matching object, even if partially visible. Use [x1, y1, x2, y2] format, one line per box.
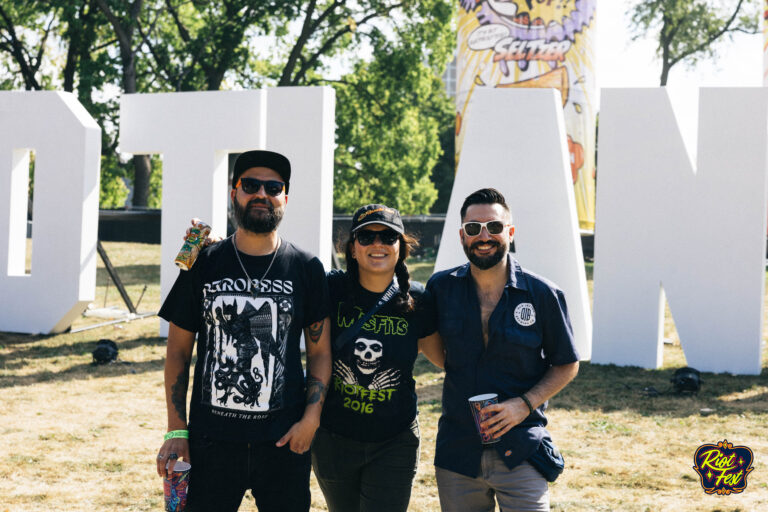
[131, 155, 152, 207]
[660, 62, 670, 86]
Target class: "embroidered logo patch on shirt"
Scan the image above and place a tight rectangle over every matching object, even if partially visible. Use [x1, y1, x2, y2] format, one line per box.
[514, 303, 536, 326]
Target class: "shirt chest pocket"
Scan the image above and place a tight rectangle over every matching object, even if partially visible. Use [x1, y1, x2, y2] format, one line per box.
[501, 327, 543, 351]
[439, 315, 470, 365]
[439, 314, 463, 339]
[495, 328, 546, 379]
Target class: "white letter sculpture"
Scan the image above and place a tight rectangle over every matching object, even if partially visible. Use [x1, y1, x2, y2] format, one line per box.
[119, 88, 334, 336]
[0, 92, 101, 333]
[435, 88, 592, 359]
[263, 87, 335, 267]
[592, 88, 768, 375]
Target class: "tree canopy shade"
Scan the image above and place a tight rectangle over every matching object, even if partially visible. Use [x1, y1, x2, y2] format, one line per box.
[629, 0, 759, 85]
[0, 0, 456, 214]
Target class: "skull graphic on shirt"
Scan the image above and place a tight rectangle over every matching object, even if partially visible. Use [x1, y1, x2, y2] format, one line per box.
[353, 338, 383, 375]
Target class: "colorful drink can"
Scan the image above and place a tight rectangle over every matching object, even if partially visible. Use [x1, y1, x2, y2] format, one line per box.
[163, 460, 190, 512]
[175, 222, 211, 270]
[468, 393, 499, 444]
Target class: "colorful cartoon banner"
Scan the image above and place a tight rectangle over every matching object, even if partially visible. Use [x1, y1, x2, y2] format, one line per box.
[764, 0, 768, 85]
[455, 0, 597, 230]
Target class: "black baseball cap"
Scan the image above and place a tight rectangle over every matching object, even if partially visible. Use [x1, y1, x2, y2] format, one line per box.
[232, 150, 291, 193]
[350, 204, 404, 234]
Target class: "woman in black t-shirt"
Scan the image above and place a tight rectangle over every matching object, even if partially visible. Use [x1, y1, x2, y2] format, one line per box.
[312, 204, 444, 512]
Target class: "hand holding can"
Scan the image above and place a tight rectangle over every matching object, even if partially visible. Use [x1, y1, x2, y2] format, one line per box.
[469, 393, 499, 444]
[163, 460, 190, 511]
[175, 221, 211, 270]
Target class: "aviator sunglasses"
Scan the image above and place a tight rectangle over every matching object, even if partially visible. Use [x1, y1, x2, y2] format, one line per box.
[462, 221, 509, 236]
[235, 177, 285, 196]
[355, 229, 400, 246]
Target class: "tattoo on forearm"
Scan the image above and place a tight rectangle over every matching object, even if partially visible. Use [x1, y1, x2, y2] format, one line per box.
[308, 321, 323, 344]
[170, 362, 190, 422]
[306, 374, 327, 406]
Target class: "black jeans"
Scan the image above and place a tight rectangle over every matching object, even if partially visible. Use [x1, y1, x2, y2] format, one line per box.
[188, 436, 311, 512]
[311, 421, 420, 512]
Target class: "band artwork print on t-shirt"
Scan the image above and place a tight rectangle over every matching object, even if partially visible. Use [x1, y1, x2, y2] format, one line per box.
[200, 278, 294, 418]
[333, 334, 403, 416]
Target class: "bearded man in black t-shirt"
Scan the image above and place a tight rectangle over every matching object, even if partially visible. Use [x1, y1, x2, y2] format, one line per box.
[155, 150, 332, 512]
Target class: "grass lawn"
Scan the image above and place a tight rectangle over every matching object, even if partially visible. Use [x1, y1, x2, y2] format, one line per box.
[1, 242, 766, 511]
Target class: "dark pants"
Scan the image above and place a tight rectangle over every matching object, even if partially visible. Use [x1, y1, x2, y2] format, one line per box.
[311, 421, 420, 512]
[188, 436, 311, 512]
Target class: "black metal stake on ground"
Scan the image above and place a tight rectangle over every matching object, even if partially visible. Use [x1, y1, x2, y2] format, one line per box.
[96, 240, 137, 314]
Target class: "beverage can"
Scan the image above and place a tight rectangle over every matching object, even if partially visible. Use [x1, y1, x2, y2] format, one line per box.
[174, 222, 211, 270]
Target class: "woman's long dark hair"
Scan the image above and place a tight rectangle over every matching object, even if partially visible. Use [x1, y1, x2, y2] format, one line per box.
[343, 231, 419, 314]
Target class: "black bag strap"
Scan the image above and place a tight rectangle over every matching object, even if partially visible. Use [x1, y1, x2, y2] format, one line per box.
[333, 279, 399, 350]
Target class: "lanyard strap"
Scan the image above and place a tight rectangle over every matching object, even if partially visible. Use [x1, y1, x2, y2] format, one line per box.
[333, 279, 399, 350]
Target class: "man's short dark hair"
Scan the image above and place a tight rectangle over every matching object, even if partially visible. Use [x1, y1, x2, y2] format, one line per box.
[460, 188, 510, 221]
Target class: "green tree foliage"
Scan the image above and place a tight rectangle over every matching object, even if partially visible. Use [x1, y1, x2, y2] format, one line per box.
[0, 0, 455, 213]
[0, 0, 131, 207]
[630, 0, 759, 85]
[320, 1, 455, 213]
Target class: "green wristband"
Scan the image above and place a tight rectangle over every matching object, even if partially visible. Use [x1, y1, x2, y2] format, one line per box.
[520, 394, 535, 415]
[164, 430, 189, 441]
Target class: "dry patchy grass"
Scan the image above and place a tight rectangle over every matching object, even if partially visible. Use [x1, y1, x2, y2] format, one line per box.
[1, 242, 767, 511]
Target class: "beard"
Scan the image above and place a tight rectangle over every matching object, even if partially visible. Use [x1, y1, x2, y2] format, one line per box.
[233, 197, 284, 233]
[462, 238, 507, 270]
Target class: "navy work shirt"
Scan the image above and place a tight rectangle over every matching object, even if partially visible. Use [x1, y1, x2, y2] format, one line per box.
[426, 254, 579, 478]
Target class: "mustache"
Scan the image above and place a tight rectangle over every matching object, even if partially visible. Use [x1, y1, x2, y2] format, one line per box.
[470, 240, 501, 251]
[246, 198, 273, 211]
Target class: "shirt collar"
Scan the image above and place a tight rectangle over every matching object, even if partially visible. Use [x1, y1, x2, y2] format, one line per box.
[450, 253, 528, 291]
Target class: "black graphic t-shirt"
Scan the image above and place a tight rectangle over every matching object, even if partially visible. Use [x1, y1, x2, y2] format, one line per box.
[320, 270, 437, 442]
[159, 238, 329, 442]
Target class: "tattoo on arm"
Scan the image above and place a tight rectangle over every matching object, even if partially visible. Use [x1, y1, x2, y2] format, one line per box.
[170, 362, 190, 423]
[307, 320, 323, 344]
[306, 374, 327, 406]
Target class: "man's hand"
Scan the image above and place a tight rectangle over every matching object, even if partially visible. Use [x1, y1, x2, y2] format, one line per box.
[480, 398, 530, 439]
[479, 362, 580, 439]
[184, 217, 222, 247]
[276, 416, 320, 454]
[156, 438, 190, 478]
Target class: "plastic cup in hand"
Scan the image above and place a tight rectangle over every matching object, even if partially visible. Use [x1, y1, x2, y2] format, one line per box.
[469, 393, 499, 444]
[163, 460, 190, 512]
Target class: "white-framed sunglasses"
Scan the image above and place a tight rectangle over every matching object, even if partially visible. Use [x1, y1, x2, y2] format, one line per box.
[461, 221, 509, 236]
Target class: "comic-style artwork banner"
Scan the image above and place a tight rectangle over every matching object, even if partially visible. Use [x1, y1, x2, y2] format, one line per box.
[763, 0, 768, 85]
[456, 0, 597, 230]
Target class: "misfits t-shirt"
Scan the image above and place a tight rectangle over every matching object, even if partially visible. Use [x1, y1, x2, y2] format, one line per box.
[159, 238, 329, 442]
[320, 270, 437, 442]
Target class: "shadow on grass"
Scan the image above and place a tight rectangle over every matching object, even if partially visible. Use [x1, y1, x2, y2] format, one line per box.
[96, 264, 160, 286]
[0, 337, 167, 365]
[0, 331, 54, 346]
[0, 354, 166, 389]
[553, 362, 768, 418]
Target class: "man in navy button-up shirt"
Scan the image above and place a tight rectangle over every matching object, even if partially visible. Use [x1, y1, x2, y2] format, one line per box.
[427, 188, 579, 511]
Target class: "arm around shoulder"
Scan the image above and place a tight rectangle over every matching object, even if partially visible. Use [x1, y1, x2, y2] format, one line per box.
[418, 331, 445, 369]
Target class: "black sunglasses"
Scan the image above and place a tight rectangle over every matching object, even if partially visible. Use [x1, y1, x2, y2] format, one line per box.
[236, 177, 285, 196]
[355, 229, 400, 246]
[462, 221, 508, 236]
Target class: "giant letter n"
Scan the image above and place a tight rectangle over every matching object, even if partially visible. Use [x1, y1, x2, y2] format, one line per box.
[592, 88, 768, 375]
[0, 92, 101, 333]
